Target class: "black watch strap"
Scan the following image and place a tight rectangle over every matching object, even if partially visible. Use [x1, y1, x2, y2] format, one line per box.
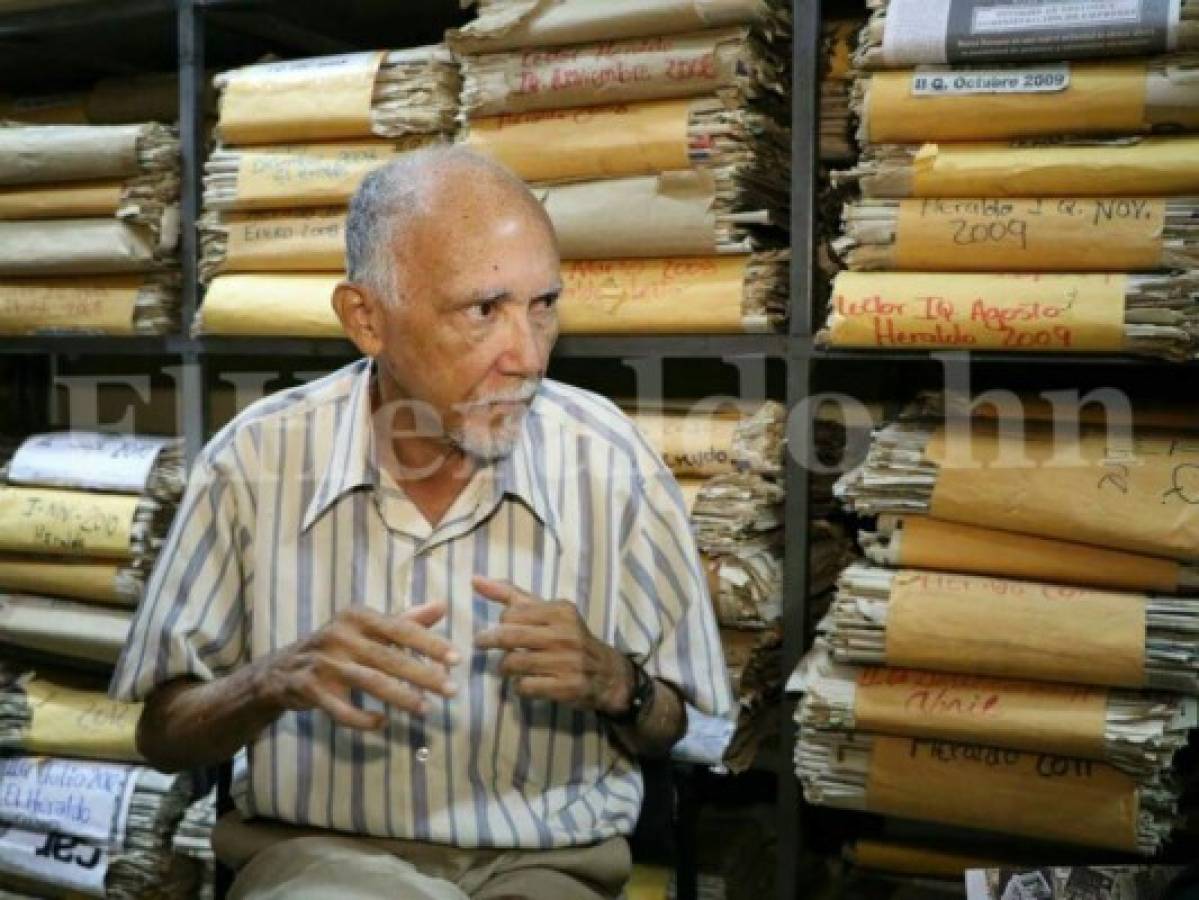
[606, 655, 654, 726]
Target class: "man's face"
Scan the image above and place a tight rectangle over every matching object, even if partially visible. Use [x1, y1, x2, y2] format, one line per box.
[376, 186, 561, 464]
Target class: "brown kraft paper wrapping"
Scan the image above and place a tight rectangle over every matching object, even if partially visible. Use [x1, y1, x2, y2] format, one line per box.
[884, 570, 1147, 687]
[0, 556, 126, 604]
[198, 273, 343, 337]
[854, 666, 1110, 759]
[467, 29, 745, 116]
[0, 487, 140, 559]
[0, 125, 142, 186]
[850, 840, 1012, 878]
[558, 256, 752, 333]
[0, 277, 140, 334]
[828, 272, 1127, 352]
[218, 52, 385, 145]
[866, 61, 1150, 144]
[230, 140, 424, 210]
[925, 428, 1199, 561]
[895, 516, 1182, 593]
[221, 209, 347, 271]
[630, 410, 740, 476]
[463, 100, 691, 184]
[0, 181, 124, 220]
[892, 198, 1165, 271]
[865, 735, 1141, 853]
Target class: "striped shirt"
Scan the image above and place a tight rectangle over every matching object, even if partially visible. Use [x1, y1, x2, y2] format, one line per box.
[111, 358, 732, 848]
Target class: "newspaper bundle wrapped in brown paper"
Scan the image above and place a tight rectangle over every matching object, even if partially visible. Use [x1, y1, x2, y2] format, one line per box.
[796, 730, 1179, 854]
[820, 19, 859, 163]
[0, 274, 180, 336]
[0, 760, 194, 900]
[0, 123, 177, 186]
[860, 515, 1199, 595]
[854, 0, 1199, 70]
[448, 0, 790, 54]
[835, 420, 1199, 562]
[215, 47, 460, 145]
[0, 668, 142, 761]
[202, 135, 443, 212]
[835, 198, 1199, 272]
[462, 96, 789, 190]
[791, 643, 1196, 776]
[843, 841, 1014, 880]
[459, 27, 787, 118]
[854, 57, 1199, 145]
[0, 219, 176, 275]
[198, 168, 784, 280]
[0, 91, 88, 124]
[819, 564, 1199, 692]
[835, 138, 1199, 198]
[629, 401, 785, 476]
[0, 173, 181, 240]
[0, 595, 129, 665]
[818, 271, 1199, 360]
[0, 557, 142, 607]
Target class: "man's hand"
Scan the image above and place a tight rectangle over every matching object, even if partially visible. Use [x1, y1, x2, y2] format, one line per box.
[472, 575, 632, 715]
[254, 602, 461, 731]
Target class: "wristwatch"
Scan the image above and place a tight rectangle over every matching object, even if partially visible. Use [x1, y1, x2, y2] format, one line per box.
[605, 655, 655, 726]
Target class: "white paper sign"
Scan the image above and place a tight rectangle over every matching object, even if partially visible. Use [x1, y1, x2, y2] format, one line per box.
[912, 65, 1070, 95]
[0, 825, 108, 897]
[0, 757, 136, 849]
[8, 433, 169, 494]
[226, 51, 379, 87]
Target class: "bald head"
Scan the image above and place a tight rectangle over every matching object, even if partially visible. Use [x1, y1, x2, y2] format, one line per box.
[345, 146, 553, 304]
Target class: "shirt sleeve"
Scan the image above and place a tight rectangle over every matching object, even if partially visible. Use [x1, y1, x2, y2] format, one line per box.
[109, 455, 247, 702]
[614, 464, 735, 719]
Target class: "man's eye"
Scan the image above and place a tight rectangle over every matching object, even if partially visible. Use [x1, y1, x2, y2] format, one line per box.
[470, 300, 497, 321]
[535, 294, 559, 311]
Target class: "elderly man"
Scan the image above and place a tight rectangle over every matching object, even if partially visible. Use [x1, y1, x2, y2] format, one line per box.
[111, 146, 732, 899]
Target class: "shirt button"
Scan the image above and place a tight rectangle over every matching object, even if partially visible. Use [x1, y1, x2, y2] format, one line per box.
[415, 747, 431, 763]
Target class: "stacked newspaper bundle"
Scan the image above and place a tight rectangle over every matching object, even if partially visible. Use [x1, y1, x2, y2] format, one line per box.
[820, 20, 858, 164]
[0, 124, 180, 334]
[0, 69, 217, 126]
[820, 0, 1199, 360]
[0, 432, 184, 667]
[0, 756, 197, 899]
[451, 0, 792, 333]
[195, 47, 459, 334]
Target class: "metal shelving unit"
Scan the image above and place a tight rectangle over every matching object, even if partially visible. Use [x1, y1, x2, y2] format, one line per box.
[7, 2, 1199, 898]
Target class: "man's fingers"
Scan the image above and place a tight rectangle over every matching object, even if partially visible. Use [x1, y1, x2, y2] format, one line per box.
[346, 634, 457, 698]
[400, 599, 449, 628]
[472, 575, 536, 607]
[326, 657, 429, 716]
[371, 607, 461, 666]
[474, 624, 553, 652]
[308, 684, 386, 731]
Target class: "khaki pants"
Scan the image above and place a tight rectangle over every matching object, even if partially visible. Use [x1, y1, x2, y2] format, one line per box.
[216, 813, 631, 900]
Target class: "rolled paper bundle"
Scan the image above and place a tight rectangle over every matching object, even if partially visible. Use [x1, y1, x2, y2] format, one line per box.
[844, 841, 1015, 879]
[459, 27, 787, 118]
[0, 595, 130, 665]
[85, 71, 215, 124]
[835, 420, 1199, 562]
[462, 96, 790, 186]
[447, 0, 790, 54]
[854, 57, 1199, 145]
[705, 540, 781, 628]
[194, 272, 344, 337]
[819, 564, 1199, 692]
[796, 729, 1179, 854]
[198, 168, 784, 280]
[557, 252, 789, 333]
[1, 432, 184, 503]
[791, 643, 1196, 776]
[0, 90, 89, 125]
[835, 138, 1199, 199]
[0, 556, 143, 606]
[202, 135, 443, 212]
[215, 46, 460, 145]
[861, 516, 1199, 595]
[722, 620, 783, 773]
[171, 790, 216, 897]
[820, 19, 861, 163]
[835, 198, 1199, 272]
[853, 0, 1199, 70]
[0, 274, 181, 336]
[0, 760, 192, 899]
[0, 123, 178, 187]
[0, 668, 143, 761]
[690, 471, 785, 552]
[0, 175, 181, 243]
[0, 219, 175, 275]
[629, 400, 785, 476]
[819, 271, 1199, 360]
[904, 390, 1199, 433]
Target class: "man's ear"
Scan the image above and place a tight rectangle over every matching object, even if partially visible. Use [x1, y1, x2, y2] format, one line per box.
[332, 281, 385, 357]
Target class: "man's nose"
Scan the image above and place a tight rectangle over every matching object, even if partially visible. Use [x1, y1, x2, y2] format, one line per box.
[497, 309, 546, 376]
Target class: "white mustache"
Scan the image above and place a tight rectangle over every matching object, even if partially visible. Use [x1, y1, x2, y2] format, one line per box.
[457, 382, 538, 411]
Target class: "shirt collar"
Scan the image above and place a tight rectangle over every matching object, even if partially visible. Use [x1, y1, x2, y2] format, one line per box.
[301, 359, 558, 544]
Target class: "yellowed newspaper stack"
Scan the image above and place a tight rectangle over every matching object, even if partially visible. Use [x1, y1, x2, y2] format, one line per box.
[0, 124, 181, 333]
[822, 2, 1199, 360]
[788, 404, 1199, 854]
[449, 0, 791, 334]
[196, 46, 459, 336]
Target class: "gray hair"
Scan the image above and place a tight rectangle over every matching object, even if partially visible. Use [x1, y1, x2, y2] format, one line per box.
[344, 146, 544, 306]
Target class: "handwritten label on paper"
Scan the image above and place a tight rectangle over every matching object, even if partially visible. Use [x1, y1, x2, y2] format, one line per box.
[24, 679, 141, 761]
[905, 738, 1098, 779]
[0, 758, 135, 848]
[9, 433, 168, 494]
[0, 826, 108, 896]
[0, 283, 136, 335]
[0, 487, 138, 557]
[893, 198, 1164, 270]
[828, 272, 1127, 351]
